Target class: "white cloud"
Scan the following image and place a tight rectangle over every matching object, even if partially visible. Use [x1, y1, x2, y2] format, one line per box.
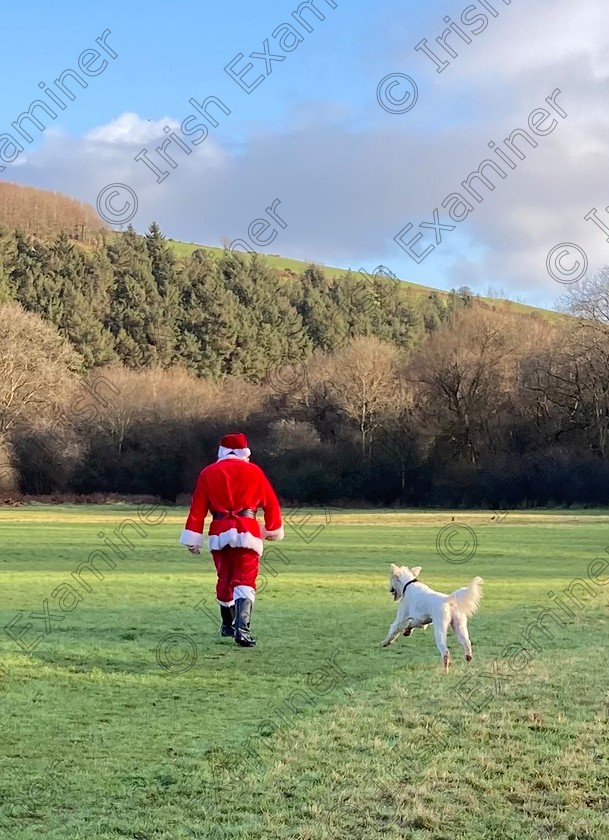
[84, 113, 179, 145]
[455, 0, 609, 83]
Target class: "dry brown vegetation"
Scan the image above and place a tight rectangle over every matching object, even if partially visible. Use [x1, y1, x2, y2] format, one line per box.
[0, 182, 107, 244]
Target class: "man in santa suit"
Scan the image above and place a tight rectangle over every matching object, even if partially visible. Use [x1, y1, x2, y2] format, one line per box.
[179, 433, 284, 647]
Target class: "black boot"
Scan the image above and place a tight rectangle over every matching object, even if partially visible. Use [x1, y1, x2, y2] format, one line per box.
[220, 604, 235, 637]
[234, 598, 256, 647]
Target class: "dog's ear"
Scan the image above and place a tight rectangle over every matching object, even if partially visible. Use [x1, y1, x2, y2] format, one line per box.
[410, 565, 422, 578]
[390, 563, 399, 574]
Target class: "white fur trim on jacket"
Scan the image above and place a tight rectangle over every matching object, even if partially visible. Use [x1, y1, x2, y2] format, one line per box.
[217, 447, 251, 460]
[179, 529, 203, 547]
[207, 529, 264, 556]
[261, 525, 285, 541]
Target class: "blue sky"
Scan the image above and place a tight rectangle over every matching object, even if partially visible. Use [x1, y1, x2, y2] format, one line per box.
[1, 0, 607, 308]
[1, 1, 435, 138]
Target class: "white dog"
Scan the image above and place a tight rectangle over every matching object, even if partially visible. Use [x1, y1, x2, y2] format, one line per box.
[381, 564, 483, 671]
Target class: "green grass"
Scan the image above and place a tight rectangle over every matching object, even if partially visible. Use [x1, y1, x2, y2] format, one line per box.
[1, 506, 608, 839]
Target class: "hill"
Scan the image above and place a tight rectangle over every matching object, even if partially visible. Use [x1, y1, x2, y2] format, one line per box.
[166, 238, 557, 320]
[0, 181, 555, 318]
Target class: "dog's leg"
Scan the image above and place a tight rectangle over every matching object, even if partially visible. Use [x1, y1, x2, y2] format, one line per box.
[402, 618, 417, 637]
[451, 612, 473, 662]
[382, 618, 411, 647]
[434, 607, 452, 671]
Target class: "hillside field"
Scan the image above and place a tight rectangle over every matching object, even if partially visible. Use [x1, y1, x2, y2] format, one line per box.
[166, 239, 558, 320]
[1, 506, 608, 839]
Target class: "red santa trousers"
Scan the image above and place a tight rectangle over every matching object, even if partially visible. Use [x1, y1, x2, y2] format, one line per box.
[212, 546, 259, 605]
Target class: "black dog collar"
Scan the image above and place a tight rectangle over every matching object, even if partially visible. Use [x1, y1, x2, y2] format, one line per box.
[401, 579, 418, 597]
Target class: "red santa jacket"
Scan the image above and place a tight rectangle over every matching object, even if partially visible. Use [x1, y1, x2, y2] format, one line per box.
[180, 455, 284, 556]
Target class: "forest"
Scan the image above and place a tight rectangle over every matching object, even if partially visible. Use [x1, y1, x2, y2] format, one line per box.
[1, 191, 608, 507]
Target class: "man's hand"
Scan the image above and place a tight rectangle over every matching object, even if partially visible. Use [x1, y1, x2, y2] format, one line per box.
[261, 525, 285, 542]
[186, 545, 201, 555]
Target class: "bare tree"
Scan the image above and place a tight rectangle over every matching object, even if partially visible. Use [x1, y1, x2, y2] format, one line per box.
[0, 182, 107, 244]
[79, 366, 221, 455]
[548, 267, 609, 455]
[323, 336, 400, 458]
[523, 320, 609, 456]
[560, 266, 609, 327]
[0, 303, 81, 490]
[0, 303, 80, 441]
[407, 309, 546, 464]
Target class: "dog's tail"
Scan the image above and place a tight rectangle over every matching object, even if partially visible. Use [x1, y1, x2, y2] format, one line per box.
[450, 576, 484, 617]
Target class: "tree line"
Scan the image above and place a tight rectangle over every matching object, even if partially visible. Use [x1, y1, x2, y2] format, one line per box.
[1, 220, 608, 507]
[0, 222, 475, 376]
[0, 182, 106, 245]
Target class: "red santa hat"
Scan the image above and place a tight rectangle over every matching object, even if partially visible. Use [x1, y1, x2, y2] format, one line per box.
[218, 432, 251, 461]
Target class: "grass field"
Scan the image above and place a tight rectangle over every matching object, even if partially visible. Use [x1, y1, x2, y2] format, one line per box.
[1, 506, 609, 839]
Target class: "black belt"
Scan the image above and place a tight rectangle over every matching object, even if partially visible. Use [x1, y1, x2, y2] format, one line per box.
[212, 509, 256, 520]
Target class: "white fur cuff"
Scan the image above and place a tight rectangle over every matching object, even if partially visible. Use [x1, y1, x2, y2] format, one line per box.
[262, 525, 284, 541]
[179, 529, 203, 547]
[208, 529, 264, 556]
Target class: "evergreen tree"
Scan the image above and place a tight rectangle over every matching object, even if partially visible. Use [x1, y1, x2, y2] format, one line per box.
[296, 268, 347, 351]
[145, 222, 180, 366]
[423, 292, 447, 331]
[11, 230, 55, 316]
[105, 227, 163, 367]
[146, 222, 175, 299]
[176, 249, 243, 377]
[242, 253, 311, 370]
[59, 238, 116, 367]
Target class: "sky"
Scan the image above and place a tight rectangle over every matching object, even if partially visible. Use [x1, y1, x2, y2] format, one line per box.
[1, 0, 607, 309]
